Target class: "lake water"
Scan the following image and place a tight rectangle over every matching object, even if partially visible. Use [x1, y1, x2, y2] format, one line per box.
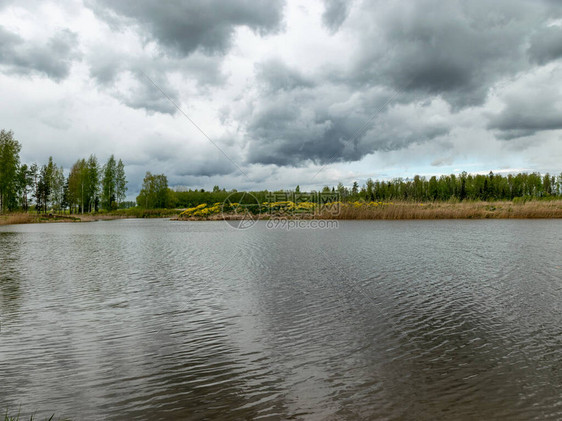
[1, 219, 561, 420]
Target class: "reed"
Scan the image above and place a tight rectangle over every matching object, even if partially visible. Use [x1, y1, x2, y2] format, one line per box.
[0, 213, 38, 225]
[317, 200, 562, 220]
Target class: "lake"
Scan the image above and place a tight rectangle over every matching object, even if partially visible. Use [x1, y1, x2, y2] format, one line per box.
[1, 219, 561, 420]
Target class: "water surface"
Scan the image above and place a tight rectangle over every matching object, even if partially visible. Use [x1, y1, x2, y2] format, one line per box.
[1, 219, 561, 420]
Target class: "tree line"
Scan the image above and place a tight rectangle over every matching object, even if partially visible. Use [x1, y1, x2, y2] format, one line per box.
[0, 130, 127, 213]
[139, 171, 562, 210]
[340, 172, 562, 202]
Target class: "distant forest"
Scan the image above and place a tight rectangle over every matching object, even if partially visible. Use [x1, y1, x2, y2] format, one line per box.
[164, 171, 562, 210]
[2, 129, 561, 213]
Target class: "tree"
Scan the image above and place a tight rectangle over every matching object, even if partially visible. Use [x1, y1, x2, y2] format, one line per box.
[101, 155, 117, 210]
[115, 159, 127, 206]
[351, 181, 359, 196]
[136, 172, 171, 208]
[51, 165, 65, 212]
[337, 182, 345, 198]
[62, 178, 70, 213]
[0, 130, 21, 212]
[16, 163, 34, 211]
[86, 155, 99, 212]
[36, 164, 52, 213]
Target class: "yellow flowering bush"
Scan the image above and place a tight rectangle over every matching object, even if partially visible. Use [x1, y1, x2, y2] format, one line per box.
[179, 199, 397, 218]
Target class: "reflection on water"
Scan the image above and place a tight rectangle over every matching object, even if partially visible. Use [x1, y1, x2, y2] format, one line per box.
[1, 219, 562, 420]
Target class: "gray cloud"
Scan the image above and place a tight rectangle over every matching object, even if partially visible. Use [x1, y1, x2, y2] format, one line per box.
[0, 26, 79, 80]
[342, 0, 561, 108]
[528, 25, 562, 64]
[118, 71, 179, 115]
[489, 109, 562, 140]
[233, 0, 562, 168]
[87, 0, 285, 57]
[84, 0, 282, 114]
[487, 68, 562, 139]
[242, 72, 450, 166]
[322, 0, 352, 33]
[256, 59, 314, 92]
[87, 45, 227, 114]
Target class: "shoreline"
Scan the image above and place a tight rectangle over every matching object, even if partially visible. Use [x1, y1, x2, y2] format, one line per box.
[3, 200, 562, 226]
[0, 213, 130, 226]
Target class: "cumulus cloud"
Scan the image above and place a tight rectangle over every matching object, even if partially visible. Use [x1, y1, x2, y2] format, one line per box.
[0, 26, 79, 80]
[339, 0, 562, 108]
[487, 66, 562, 139]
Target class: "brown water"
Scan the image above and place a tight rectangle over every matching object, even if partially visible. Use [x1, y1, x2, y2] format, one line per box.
[1, 219, 561, 420]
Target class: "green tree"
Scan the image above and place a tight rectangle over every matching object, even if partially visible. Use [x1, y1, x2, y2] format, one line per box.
[36, 164, 52, 213]
[16, 163, 34, 211]
[137, 172, 171, 208]
[0, 130, 21, 212]
[351, 181, 359, 196]
[101, 155, 117, 210]
[67, 158, 88, 213]
[115, 159, 127, 206]
[51, 165, 65, 212]
[86, 155, 100, 212]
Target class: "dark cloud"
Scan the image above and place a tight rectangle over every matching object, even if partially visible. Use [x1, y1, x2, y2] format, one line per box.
[242, 78, 449, 166]
[489, 111, 562, 140]
[488, 78, 562, 139]
[0, 26, 79, 80]
[344, 0, 561, 108]
[528, 25, 562, 64]
[236, 0, 562, 168]
[88, 0, 285, 57]
[322, 0, 352, 33]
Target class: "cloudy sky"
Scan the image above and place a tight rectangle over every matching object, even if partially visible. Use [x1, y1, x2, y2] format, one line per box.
[1, 0, 561, 195]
